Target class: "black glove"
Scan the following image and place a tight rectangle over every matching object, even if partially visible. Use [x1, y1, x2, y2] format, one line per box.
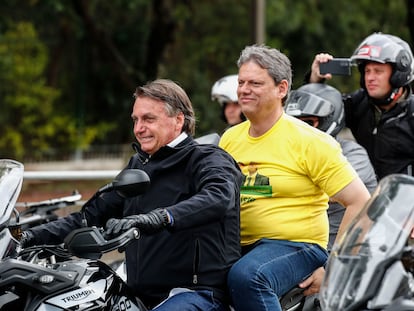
[105, 208, 170, 237]
[20, 230, 36, 248]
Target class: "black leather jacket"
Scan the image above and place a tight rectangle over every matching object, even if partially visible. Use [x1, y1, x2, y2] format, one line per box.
[344, 88, 414, 180]
[30, 136, 243, 308]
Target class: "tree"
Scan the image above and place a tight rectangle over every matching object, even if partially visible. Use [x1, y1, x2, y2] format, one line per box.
[0, 0, 413, 161]
[0, 22, 104, 160]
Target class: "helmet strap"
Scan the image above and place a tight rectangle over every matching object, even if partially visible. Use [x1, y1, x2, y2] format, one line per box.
[369, 87, 400, 107]
[325, 121, 337, 136]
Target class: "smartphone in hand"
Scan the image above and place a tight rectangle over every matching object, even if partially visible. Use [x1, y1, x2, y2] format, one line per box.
[319, 58, 351, 76]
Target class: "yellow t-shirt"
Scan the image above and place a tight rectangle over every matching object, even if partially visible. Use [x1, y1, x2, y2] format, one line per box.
[219, 113, 357, 249]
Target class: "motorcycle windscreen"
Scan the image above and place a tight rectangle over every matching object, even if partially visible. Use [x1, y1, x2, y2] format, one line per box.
[320, 174, 414, 311]
[0, 159, 24, 227]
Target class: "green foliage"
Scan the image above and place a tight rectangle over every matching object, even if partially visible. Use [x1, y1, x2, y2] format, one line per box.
[265, 0, 411, 93]
[160, 0, 251, 134]
[0, 0, 412, 160]
[0, 22, 106, 160]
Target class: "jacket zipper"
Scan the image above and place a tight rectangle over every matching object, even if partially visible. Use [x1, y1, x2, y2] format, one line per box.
[193, 239, 200, 284]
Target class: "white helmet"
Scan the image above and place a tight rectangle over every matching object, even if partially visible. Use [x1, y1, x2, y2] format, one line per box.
[211, 74, 238, 106]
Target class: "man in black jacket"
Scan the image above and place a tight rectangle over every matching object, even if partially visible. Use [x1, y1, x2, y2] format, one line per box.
[22, 79, 243, 311]
[308, 32, 414, 180]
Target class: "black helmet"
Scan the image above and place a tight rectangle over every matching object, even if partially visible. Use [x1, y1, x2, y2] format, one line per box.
[351, 32, 414, 88]
[285, 83, 345, 137]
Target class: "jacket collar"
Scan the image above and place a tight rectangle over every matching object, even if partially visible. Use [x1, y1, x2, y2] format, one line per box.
[132, 134, 193, 164]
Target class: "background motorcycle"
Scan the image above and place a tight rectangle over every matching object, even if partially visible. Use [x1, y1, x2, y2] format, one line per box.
[0, 159, 149, 310]
[320, 174, 414, 311]
[15, 191, 82, 230]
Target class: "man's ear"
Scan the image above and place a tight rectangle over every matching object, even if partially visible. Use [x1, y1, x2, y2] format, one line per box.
[277, 80, 289, 99]
[175, 112, 185, 130]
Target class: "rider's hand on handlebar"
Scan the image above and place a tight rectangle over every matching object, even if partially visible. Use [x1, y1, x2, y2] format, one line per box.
[20, 230, 36, 248]
[105, 208, 171, 237]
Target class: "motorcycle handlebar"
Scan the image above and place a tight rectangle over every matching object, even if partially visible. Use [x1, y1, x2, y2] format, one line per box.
[64, 227, 140, 260]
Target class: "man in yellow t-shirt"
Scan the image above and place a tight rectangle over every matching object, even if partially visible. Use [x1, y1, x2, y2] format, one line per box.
[219, 44, 371, 311]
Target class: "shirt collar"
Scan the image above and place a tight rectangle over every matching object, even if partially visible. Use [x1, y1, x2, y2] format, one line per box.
[167, 132, 188, 148]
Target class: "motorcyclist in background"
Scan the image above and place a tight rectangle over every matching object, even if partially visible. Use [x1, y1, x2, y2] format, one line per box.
[285, 83, 378, 250]
[211, 74, 246, 129]
[308, 32, 414, 180]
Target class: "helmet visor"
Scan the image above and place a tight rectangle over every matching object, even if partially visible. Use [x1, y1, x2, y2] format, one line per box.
[351, 44, 386, 64]
[212, 95, 234, 106]
[286, 90, 333, 118]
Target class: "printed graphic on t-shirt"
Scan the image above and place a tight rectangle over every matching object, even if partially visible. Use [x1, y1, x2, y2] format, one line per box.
[238, 161, 272, 203]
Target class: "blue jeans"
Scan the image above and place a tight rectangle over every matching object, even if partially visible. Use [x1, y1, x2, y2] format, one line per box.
[151, 289, 229, 311]
[228, 239, 328, 311]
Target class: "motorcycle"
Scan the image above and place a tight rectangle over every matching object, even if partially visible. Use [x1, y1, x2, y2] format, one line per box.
[14, 191, 82, 230]
[0, 158, 150, 310]
[319, 173, 414, 311]
[0, 158, 307, 311]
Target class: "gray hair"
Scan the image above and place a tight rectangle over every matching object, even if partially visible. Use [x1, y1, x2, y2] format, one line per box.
[133, 79, 196, 135]
[237, 44, 292, 102]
